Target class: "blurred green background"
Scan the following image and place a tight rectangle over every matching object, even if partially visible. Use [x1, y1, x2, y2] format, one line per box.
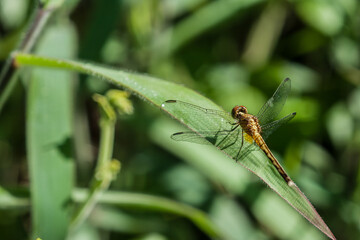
[0, 0, 359, 239]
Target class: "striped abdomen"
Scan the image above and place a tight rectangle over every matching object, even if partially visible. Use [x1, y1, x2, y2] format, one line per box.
[253, 133, 292, 183]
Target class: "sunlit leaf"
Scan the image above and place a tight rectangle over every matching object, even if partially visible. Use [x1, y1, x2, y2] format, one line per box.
[15, 53, 335, 239]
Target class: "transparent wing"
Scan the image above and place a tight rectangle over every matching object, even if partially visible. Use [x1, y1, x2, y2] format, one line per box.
[170, 123, 247, 157]
[261, 112, 296, 140]
[162, 100, 235, 132]
[163, 100, 232, 121]
[171, 127, 259, 164]
[171, 130, 232, 145]
[257, 78, 291, 126]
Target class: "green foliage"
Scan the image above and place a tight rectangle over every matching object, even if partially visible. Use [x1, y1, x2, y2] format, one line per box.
[1, 0, 359, 239]
[27, 23, 76, 240]
[14, 54, 333, 238]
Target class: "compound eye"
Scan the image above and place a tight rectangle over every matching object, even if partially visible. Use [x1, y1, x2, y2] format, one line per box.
[231, 106, 240, 118]
[239, 106, 248, 114]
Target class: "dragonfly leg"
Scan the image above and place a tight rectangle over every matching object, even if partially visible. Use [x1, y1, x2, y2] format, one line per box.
[235, 130, 244, 162]
[217, 124, 240, 151]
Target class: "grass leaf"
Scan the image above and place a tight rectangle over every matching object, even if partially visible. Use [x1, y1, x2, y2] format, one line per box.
[26, 23, 76, 240]
[16, 53, 335, 239]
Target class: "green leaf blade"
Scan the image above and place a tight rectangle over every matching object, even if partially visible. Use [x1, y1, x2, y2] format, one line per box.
[26, 23, 76, 240]
[16, 53, 335, 239]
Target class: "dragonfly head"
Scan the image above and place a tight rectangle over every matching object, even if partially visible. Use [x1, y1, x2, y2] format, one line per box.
[231, 105, 248, 118]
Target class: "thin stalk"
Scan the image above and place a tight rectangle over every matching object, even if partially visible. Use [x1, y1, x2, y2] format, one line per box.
[96, 118, 115, 172]
[0, 4, 53, 113]
[69, 117, 117, 232]
[72, 189, 223, 239]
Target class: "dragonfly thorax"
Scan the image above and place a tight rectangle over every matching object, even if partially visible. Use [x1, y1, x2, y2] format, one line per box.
[232, 105, 262, 136]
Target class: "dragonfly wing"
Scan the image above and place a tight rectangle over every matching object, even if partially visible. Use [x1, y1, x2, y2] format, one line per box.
[162, 100, 235, 132]
[171, 130, 231, 145]
[261, 112, 296, 140]
[171, 125, 243, 146]
[257, 78, 291, 125]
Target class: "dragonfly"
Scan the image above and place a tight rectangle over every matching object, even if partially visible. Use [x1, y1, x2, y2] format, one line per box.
[162, 78, 296, 185]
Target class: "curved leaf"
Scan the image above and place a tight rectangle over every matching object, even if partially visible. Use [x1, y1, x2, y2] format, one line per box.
[14, 53, 335, 239]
